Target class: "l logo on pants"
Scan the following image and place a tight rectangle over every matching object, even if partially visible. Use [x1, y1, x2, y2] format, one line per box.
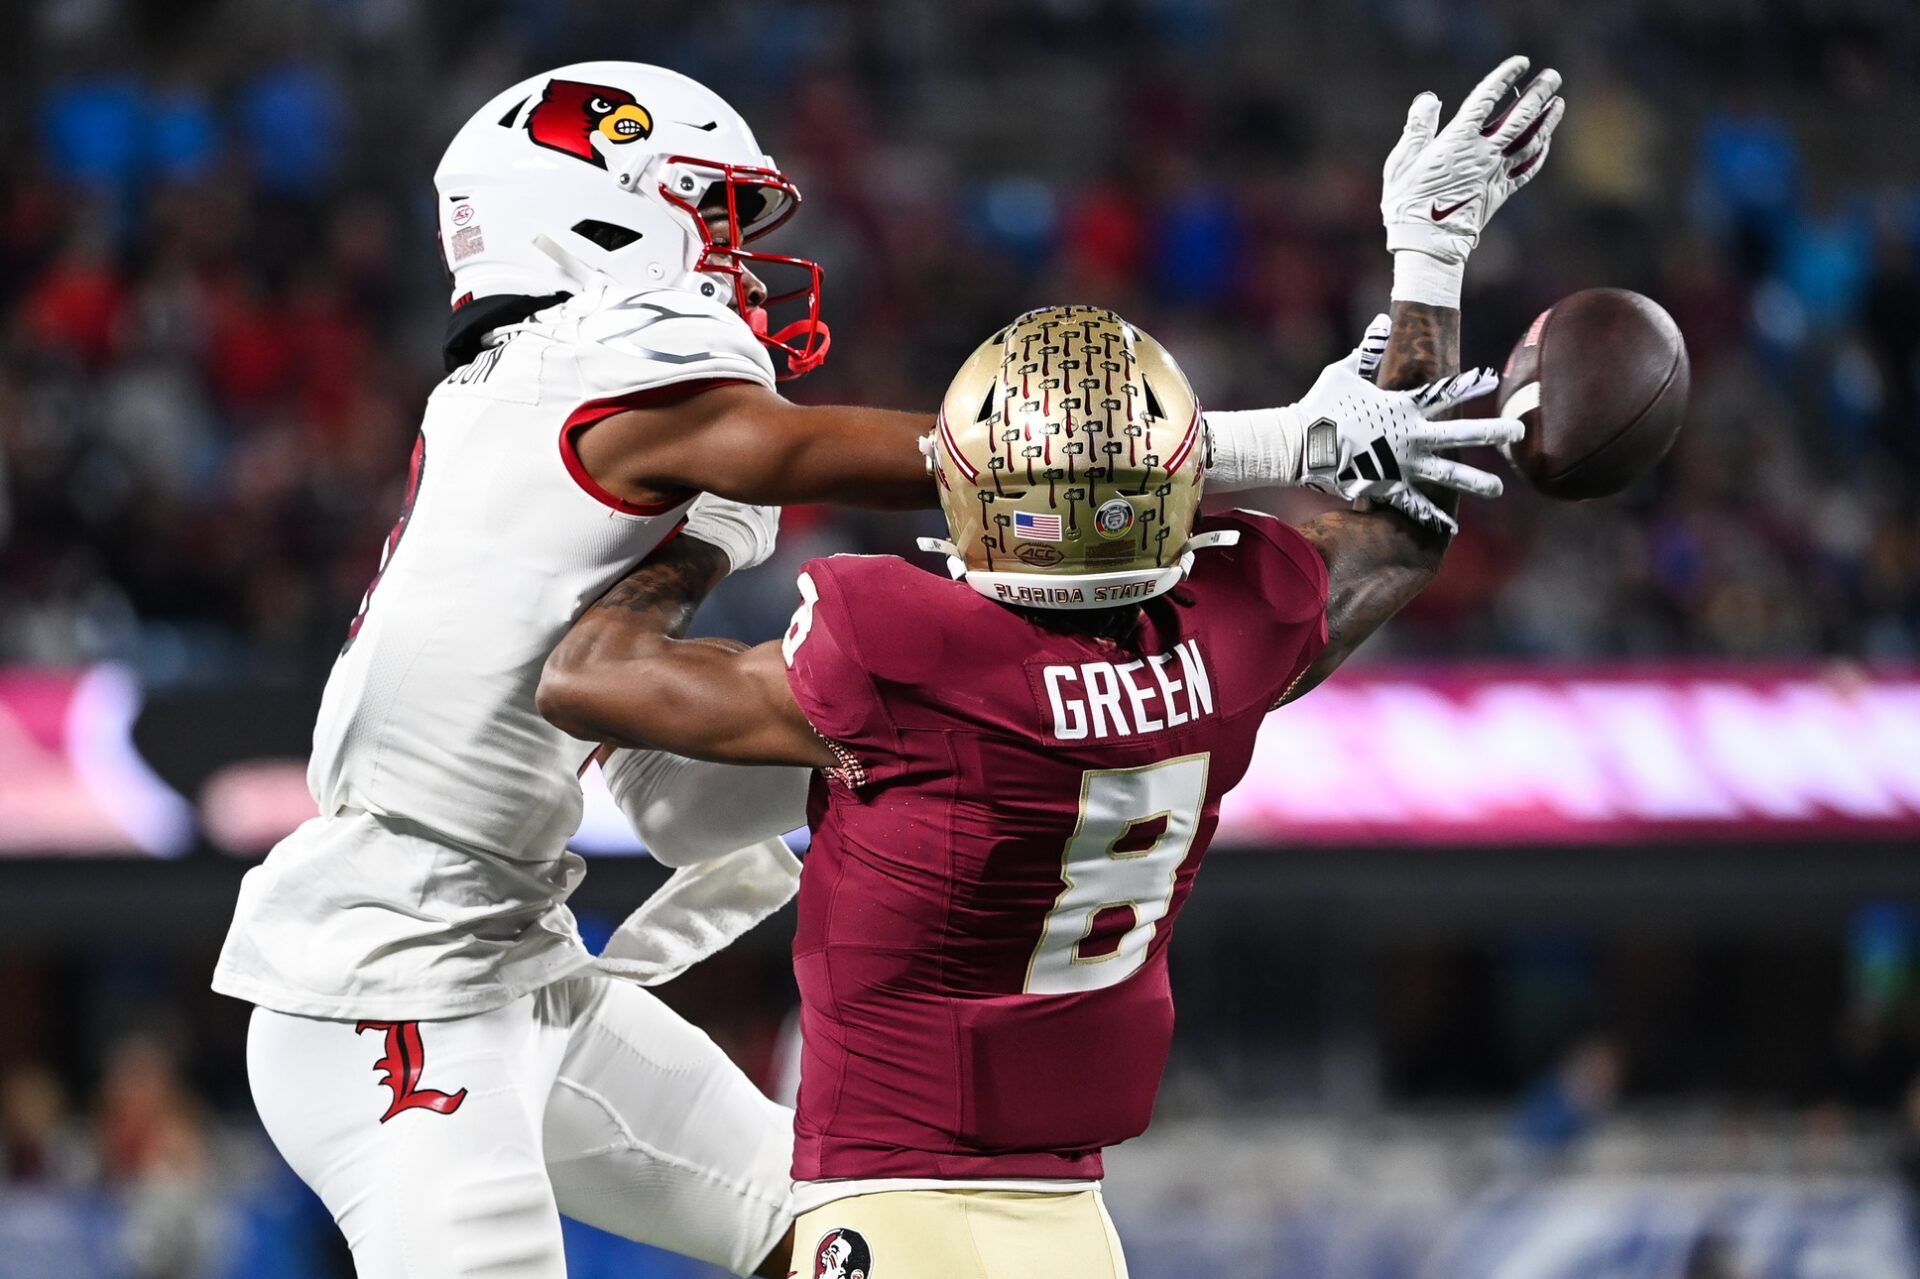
[355, 1021, 469, 1122]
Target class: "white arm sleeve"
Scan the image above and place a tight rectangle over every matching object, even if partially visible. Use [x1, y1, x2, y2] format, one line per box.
[601, 747, 810, 867]
[1203, 406, 1307, 492]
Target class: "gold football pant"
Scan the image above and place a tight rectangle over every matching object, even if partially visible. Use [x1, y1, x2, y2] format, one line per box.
[793, 1188, 1128, 1279]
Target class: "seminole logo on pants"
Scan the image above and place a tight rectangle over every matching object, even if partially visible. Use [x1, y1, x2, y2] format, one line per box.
[813, 1228, 872, 1279]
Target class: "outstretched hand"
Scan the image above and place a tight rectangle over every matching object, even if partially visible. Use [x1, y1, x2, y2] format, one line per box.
[1297, 314, 1518, 531]
[1382, 55, 1565, 269]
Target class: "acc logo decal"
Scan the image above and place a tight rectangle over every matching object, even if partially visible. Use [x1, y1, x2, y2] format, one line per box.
[354, 1021, 468, 1123]
[1014, 542, 1065, 567]
[1093, 497, 1136, 540]
[812, 1228, 872, 1279]
[526, 79, 652, 169]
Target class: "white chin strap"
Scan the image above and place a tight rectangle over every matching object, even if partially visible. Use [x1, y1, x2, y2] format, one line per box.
[916, 530, 1239, 611]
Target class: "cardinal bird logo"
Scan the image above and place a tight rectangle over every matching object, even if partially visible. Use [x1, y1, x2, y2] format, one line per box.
[355, 1021, 469, 1123]
[526, 79, 653, 168]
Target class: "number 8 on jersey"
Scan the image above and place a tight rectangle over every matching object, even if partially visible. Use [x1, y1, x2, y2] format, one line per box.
[1026, 755, 1210, 995]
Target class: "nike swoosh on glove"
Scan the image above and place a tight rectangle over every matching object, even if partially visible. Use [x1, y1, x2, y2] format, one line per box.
[1382, 55, 1566, 267]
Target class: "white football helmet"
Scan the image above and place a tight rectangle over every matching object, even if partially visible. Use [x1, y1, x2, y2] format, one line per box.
[434, 61, 828, 377]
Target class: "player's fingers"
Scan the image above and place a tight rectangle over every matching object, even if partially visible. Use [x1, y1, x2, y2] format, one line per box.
[1408, 417, 1526, 450]
[1497, 93, 1554, 158]
[1406, 91, 1443, 142]
[1492, 68, 1563, 148]
[1355, 313, 1392, 377]
[1388, 487, 1459, 533]
[1459, 56, 1531, 130]
[1502, 90, 1564, 160]
[1384, 93, 1442, 178]
[1536, 94, 1568, 150]
[1505, 98, 1565, 182]
[1506, 132, 1553, 185]
[1407, 454, 1505, 498]
[1410, 367, 1500, 412]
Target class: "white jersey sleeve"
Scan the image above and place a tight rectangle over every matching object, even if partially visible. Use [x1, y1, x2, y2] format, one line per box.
[571, 287, 778, 399]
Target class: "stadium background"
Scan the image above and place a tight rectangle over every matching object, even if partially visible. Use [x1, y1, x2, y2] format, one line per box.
[2, 0, 1919, 1275]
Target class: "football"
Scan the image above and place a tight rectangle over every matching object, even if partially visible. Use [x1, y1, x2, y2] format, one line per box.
[1498, 288, 1690, 500]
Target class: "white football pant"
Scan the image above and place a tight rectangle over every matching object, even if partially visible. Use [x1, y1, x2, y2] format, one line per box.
[246, 973, 792, 1277]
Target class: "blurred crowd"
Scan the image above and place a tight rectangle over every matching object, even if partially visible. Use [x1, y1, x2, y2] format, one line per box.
[0, 1038, 337, 1279]
[1, 0, 1918, 678]
[7, 1032, 1919, 1278]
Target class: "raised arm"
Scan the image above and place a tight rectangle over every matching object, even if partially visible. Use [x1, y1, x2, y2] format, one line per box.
[577, 382, 935, 510]
[1285, 301, 1459, 702]
[536, 533, 834, 768]
[1277, 55, 1562, 701]
[1201, 57, 1559, 510]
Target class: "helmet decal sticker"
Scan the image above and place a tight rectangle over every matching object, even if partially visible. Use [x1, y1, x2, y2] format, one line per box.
[526, 79, 653, 168]
[1094, 497, 1137, 539]
[449, 198, 485, 262]
[1014, 542, 1066, 567]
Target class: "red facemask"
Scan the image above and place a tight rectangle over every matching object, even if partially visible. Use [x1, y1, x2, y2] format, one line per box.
[658, 156, 831, 380]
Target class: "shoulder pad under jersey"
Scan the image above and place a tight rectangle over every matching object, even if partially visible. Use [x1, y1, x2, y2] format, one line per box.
[1210, 508, 1328, 608]
[794, 553, 974, 690]
[572, 287, 777, 397]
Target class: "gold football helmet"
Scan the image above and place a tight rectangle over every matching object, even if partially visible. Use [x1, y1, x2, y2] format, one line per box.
[920, 305, 1236, 610]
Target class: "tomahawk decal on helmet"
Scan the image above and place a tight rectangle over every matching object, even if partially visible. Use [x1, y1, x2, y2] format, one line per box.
[525, 79, 653, 167]
[919, 305, 1236, 610]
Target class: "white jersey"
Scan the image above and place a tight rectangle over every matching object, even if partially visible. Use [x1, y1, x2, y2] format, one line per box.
[214, 281, 776, 1019]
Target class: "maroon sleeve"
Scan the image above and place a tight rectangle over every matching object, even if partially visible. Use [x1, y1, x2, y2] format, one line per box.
[1198, 510, 1330, 706]
[1215, 509, 1329, 615]
[782, 558, 899, 787]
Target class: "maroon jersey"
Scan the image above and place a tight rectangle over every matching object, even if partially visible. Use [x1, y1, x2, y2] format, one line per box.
[782, 510, 1328, 1183]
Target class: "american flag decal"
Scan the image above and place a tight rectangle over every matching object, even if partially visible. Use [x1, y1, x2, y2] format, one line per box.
[1014, 511, 1063, 541]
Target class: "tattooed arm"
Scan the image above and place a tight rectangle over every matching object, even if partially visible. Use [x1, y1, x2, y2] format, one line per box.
[536, 534, 835, 767]
[1283, 300, 1459, 703]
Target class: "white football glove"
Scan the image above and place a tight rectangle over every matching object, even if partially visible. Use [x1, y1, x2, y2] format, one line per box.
[680, 493, 780, 573]
[1382, 55, 1565, 272]
[1296, 315, 1519, 532]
